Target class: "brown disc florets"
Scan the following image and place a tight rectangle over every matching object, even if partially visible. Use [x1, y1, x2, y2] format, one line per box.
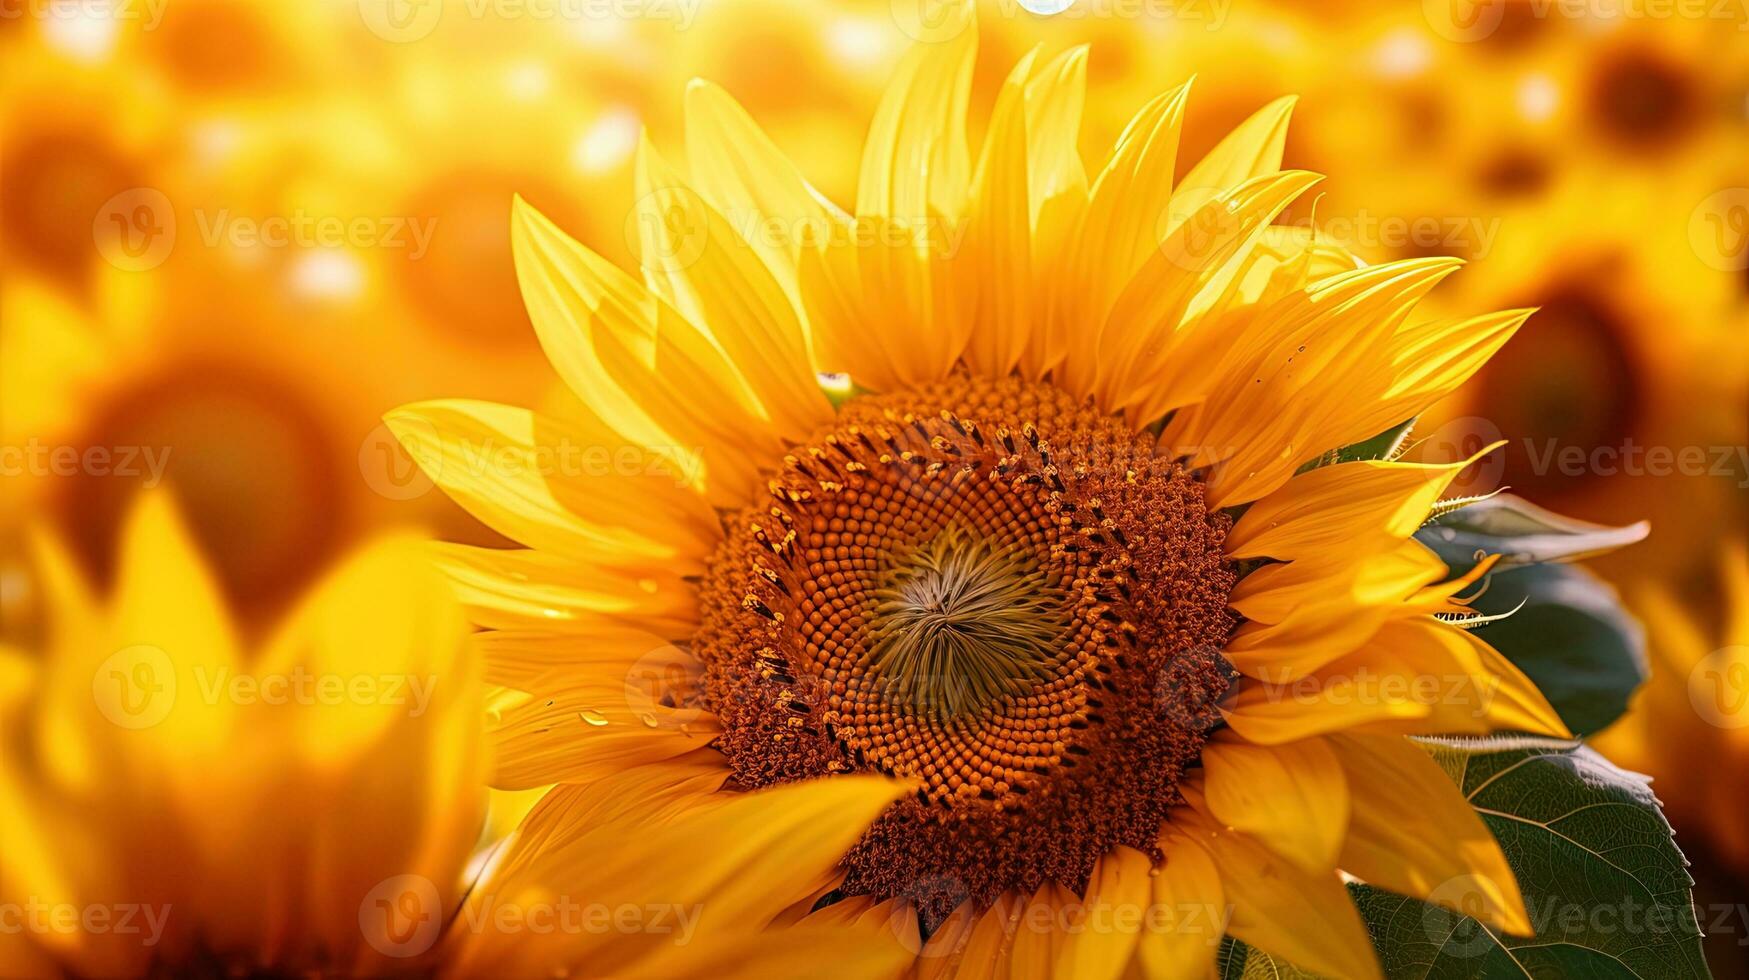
[693, 375, 1237, 921]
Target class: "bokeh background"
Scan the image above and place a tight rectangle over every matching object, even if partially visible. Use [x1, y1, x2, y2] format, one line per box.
[2, 0, 1746, 970]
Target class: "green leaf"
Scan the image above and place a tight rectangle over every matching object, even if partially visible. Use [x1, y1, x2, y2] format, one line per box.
[1218, 738, 1705, 980]
[1419, 494, 1649, 574]
[1464, 563, 1648, 736]
[1338, 418, 1418, 463]
[1297, 419, 1420, 476]
[1365, 737, 1706, 979]
[1219, 937, 1326, 979]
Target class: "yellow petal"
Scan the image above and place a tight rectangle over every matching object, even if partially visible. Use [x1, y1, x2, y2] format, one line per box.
[1175, 811, 1382, 980]
[109, 490, 239, 680]
[856, 0, 975, 223]
[1135, 832, 1225, 980]
[1347, 309, 1531, 439]
[1222, 618, 1571, 743]
[1099, 169, 1323, 421]
[1225, 453, 1497, 563]
[484, 754, 729, 890]
[1226, 546, 1496, 684]
[385, 399, 717, 571]
[1008, 882, 1077, 980]
[632, 139, 832, 442]
[1051, 82, 1189, 396]
[611, 908, 917, 980]
[847, 95, 977, 396]
[1165, 258, 1466, 507]
[1016, 46, 1090, 380]
[486, 677, 719, 790]
[961, 48, 1037, 378]
[1171, 96, 1296, 219]
[432, 542, 697, 638]
[1056, 846, 1154, 980]
[1199, 732, 1348, 874]
[1330, 734, 1532, 937]
[510, 196, 778, 507]
[682, 78, 832, 305]
[445, 776, 910, 977]
[249, 537, 485, 971]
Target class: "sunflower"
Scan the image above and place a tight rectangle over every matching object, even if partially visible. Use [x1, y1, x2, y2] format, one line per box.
[0, 40, 175, 298]
[1596, 546, 1749, 878]
[0, 493, 483, 977]
[0, 15, 598, 632]
[391, 8, 1573, 976]
[1414, 171, 1747, 591]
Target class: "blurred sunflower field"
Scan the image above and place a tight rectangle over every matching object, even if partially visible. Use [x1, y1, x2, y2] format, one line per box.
[2, 0, 1747, 977]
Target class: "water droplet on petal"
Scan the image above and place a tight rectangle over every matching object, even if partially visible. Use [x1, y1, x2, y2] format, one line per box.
[579, 709, 610, 726]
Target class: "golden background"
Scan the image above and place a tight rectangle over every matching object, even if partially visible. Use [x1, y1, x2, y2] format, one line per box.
[2, 0, 1746, 969]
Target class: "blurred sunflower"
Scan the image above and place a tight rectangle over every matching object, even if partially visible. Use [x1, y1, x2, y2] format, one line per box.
[0, 250, 497, 634]
[1417, 173, 1746, 589]
[1596, 547, 1749, 878]
[0, 12, 624, 635]
[0, 41, 175, 298]
[0, 494, 484, 977]
[1513, 14, 1747, 173]
[392, 9, 1573, 976]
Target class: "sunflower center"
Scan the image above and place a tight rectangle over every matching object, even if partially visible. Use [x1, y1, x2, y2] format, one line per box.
[866, 524, 1064, 719]
[1588, 47, 1700, 154]
[693, 376, 1237, 920]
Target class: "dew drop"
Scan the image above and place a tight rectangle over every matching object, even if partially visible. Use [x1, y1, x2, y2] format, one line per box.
[578, 709, 610, 726]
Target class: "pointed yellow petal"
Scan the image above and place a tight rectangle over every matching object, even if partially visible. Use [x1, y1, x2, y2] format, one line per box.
[1008, 882, 1077, 980]
[1225, 453, 1496, 562]
[1222, 618, 1571, 743]
[632, 140, 832, 441]
[484, 754, 728, 890]
[431, 542, 696, 637]
[1016, 46, 1090, 379]
[1200, 732, 1348, 874]
[856, 2, 975, 223]
[1098, 169, 1323, 420]
[1171, 96, 1296, 218]
[447, 776, 910, 977]
[1176, 810, 1382, 980]
[1135, 832, 1225, 980]
[510, 196, 778, 507]
[1330, 734, 1532, 937]
[1057, 846, 1153, 980]
[961, 49, 1037, 378]
[385, 399, 718, 571]
[1052, 83, 1190, 397]
[110, 490, 238, 676]
[682, 78, 832, 304]
[1166, 257, 1468, 507]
